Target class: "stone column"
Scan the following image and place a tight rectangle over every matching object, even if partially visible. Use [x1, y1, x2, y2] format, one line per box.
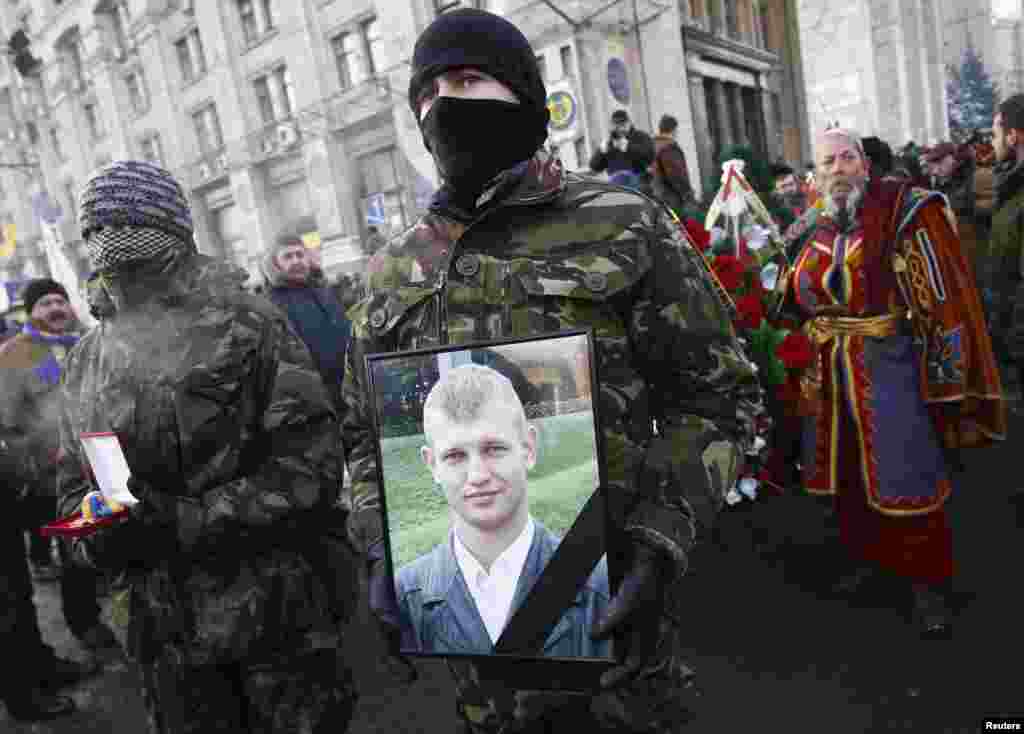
[687, 69, 713, 190]
[188, 191, 225, 259]
[713, 0, 727, 35]
[268, 71, 289, 120]
[729, 82, 749, 147]
[760, 78, 780, 161]
[255, 0, 272, 35]
[229, 165, 276, 268]
[134, 17, 183, 167]
[711, 79, 734, 151]
[82, 25, 130, 161]
[302, 130, 359, 245]
[750, 0, 761, 48]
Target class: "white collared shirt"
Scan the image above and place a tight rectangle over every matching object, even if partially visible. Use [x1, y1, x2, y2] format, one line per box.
[452, 516, 535, 645]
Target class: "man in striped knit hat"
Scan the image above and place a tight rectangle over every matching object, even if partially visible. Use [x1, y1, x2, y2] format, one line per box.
[56, 160, 359, 732]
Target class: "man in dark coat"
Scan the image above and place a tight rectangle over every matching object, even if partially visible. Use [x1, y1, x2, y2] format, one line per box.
[263, 232, 352, 411]
[652, 114, 695, 217]
[589, 109, 656, 192]
[0, 278, 119, 651]
[57, 160, 358, 733]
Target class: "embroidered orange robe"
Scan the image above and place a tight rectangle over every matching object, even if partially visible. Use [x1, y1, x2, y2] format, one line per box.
[784, 181, 1005, 517]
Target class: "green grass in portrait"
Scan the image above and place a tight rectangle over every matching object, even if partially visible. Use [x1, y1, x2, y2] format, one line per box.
[383, 411, 598, 569]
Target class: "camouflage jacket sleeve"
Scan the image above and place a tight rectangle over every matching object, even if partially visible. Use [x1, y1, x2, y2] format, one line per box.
[622, 207, 761, 573]
[339, 307, 388, 556]
[178, 316, 342, 550]
[58, 314, 343, 562]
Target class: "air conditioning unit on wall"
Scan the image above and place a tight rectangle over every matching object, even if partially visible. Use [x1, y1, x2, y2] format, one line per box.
[276, 122, 298, 148]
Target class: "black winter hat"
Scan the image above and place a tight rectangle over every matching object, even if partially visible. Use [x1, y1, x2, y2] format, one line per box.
[861, 136, 894, 176]
[22, 278, 69, 313]
[408, 9, 549, 128]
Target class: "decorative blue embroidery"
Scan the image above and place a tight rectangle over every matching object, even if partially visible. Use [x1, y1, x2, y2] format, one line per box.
[22, 322, 79, 386]
[33, 352, 63, 386]
[928, 326, 963, 385]
[916, 230, 947, 303]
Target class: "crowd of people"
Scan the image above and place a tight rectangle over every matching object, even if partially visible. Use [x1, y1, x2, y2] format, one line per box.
[0, 7, 1016, 733]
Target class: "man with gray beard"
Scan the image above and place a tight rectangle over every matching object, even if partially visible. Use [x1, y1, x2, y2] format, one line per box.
[776, 127, 1005, 639]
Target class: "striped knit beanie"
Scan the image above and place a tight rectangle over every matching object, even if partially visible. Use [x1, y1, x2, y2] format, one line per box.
[78, 160, 194, 269]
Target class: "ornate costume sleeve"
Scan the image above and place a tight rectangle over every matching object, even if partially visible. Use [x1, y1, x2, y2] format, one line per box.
[622, 208, 762, 574]
[895, 196, 1007, 448]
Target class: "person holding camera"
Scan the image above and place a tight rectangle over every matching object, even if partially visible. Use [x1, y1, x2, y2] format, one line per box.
[588, 109, 655, 192]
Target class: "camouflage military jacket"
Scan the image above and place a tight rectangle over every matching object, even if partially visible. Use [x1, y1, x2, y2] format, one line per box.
[342, 151, 761, 733]
[56, 253, 353, 666]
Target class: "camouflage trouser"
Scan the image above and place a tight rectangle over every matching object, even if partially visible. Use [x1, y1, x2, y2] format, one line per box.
[139, 647, 358, 734]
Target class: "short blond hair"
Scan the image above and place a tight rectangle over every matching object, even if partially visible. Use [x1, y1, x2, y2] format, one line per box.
[422, 364, 528, 446]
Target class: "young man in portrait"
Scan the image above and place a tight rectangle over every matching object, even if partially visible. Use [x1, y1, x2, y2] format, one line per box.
[394, 364, 610, 658]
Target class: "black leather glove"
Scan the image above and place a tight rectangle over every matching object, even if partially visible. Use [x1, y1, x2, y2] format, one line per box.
[76, 479, 179, 572]
[124, 476, 178, 527]
[590, 541, 671, 689]
[366, 540, 417, 684]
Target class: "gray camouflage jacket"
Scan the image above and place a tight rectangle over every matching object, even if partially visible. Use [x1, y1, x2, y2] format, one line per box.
[57, 253, 354, 667]
[342, 151, 761, 733]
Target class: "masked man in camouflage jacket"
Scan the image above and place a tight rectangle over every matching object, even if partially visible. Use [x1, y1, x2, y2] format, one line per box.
[56, 161, 357, 733]
[342, 10, 761, 733]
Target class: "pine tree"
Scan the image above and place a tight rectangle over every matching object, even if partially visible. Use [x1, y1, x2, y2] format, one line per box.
[947, 46, 1000, 142]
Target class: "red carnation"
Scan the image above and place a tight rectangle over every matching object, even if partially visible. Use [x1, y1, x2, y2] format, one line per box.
[712, 254, 745, 292]
[735, 292, 765, 330]
[776, 331, 815, 371]
[684, 218, 711, 251]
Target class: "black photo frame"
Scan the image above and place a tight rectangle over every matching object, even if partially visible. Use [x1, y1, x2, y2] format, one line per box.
[364, 329, 623, 691]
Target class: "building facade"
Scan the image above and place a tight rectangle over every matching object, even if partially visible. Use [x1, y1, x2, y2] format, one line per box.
[0, 0, 810, 300]
[798, 0, 1010, 151]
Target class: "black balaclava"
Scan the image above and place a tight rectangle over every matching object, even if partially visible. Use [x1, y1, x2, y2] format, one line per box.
[408, 9, 550, 210]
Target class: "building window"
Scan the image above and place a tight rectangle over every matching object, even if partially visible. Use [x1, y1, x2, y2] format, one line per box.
[125, 69, 148, 116]
[332, 18, 381, 91]
[358, 147, 406, 233]
[573, 137, 587, 171]
[49, 126, 64, 161]
[192, 103, 223, 155]
[434, 0, 487, 13]
[559, 45, 575, 80]
[96, 0, 130, 56]
[238, 0, 275, 46]
[175, 27, 206, 85]
[58, 30, 85, 89]
[63, 179, 77, 223]
[363, 18, 382, 77]
[253, 65, 293, 125]
[332, 32, 359, 91]
[139, 134, 163, 165]
[83, 102, 103, 140]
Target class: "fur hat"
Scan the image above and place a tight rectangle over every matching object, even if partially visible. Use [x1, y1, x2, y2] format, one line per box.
[21, 278, 69, 313]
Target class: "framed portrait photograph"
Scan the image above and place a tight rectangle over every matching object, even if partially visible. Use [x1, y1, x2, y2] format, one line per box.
[365, 329, 623, 690]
